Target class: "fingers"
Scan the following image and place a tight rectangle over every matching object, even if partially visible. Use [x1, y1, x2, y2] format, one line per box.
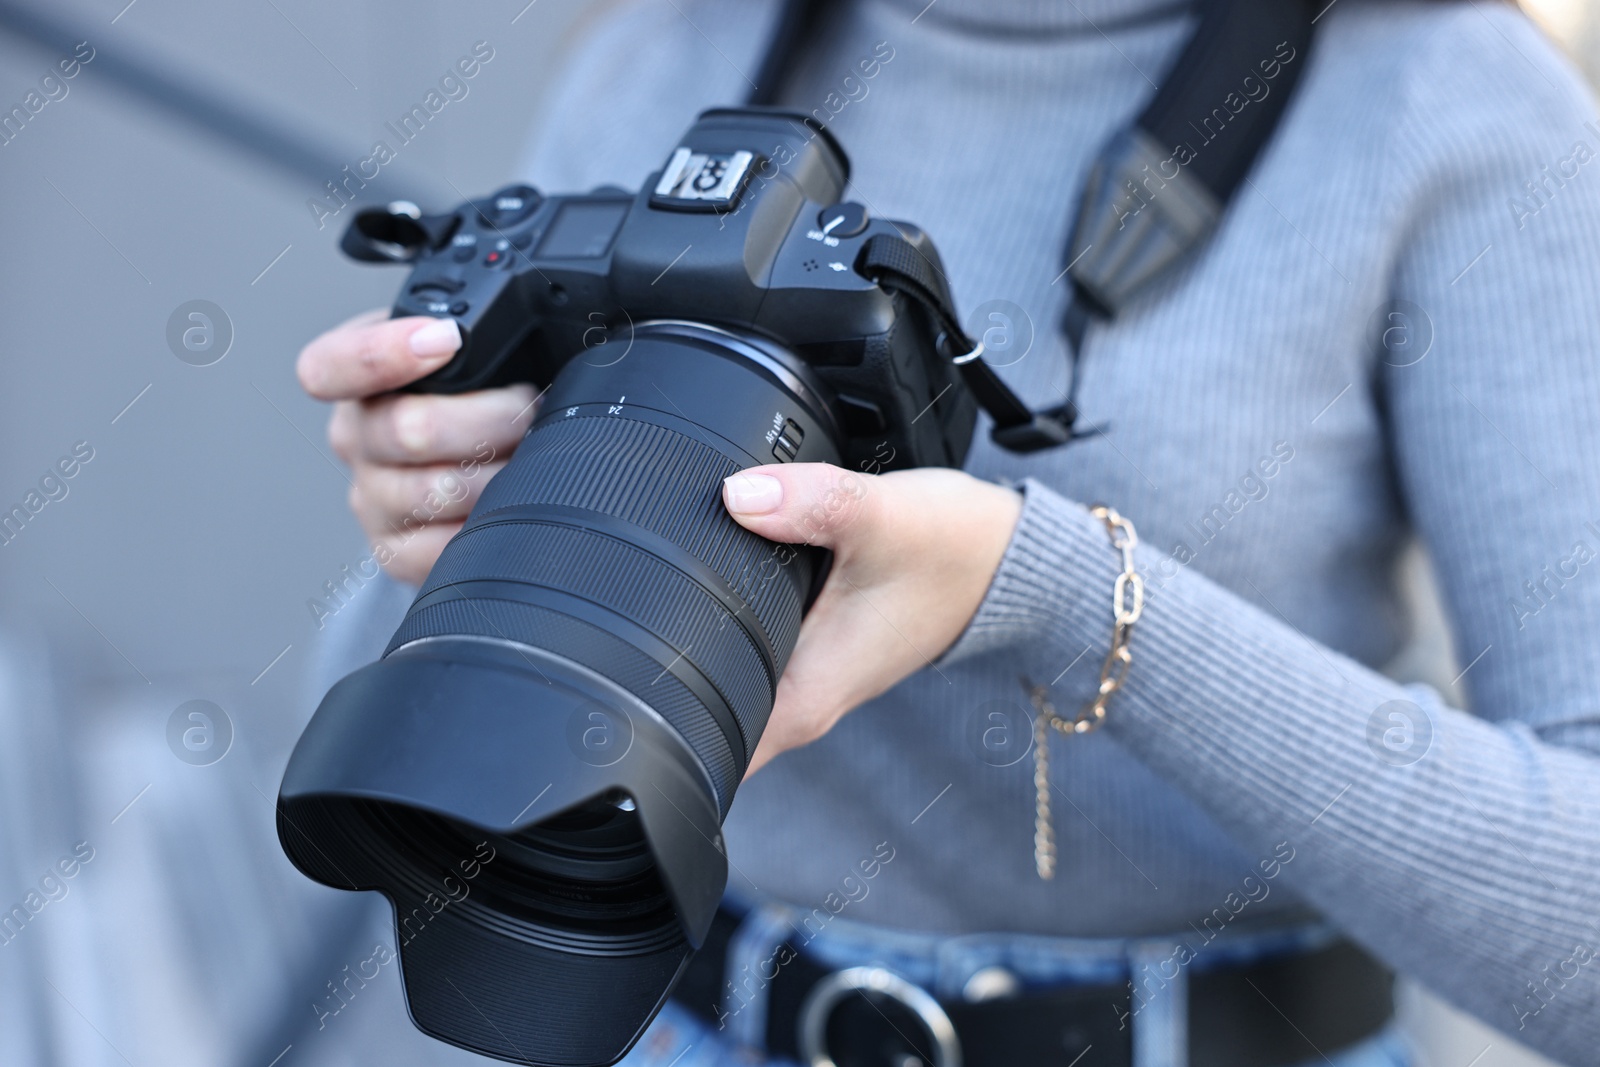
[743, 557, 934, 776]
[351, 459, 508, 527]
[348, 455, 492, 584]
[368, 522, 464, 587]
[300, 309, 531, 586]
[298, 313, 463, 400]
[327, 383, 533, 584]
[721, 463, 883, 550]
[744, 608, 867, 776]
[731, 465, 1025, 777]
[328, 385, 537, 465]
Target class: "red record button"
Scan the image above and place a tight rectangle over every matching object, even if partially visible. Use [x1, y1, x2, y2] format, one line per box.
[482, 239, 513, 267]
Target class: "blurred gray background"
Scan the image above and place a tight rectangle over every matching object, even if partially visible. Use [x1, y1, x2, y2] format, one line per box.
[0, 2, 595, 1063]
[0, 0, 591, 708]
[0, 0, 1593, 1064]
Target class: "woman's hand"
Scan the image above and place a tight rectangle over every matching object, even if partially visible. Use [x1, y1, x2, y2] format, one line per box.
[297, 310, 537, 584]
[723, 463, 1022, 775]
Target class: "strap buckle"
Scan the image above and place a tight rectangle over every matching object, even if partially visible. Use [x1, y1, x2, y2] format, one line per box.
[868, 242, 1075, 454]
[948, 338, 985, 365]
[990, 403, 1076, 452]
[1064, 127, 1221, 317]
[797, 965, 963, 1067]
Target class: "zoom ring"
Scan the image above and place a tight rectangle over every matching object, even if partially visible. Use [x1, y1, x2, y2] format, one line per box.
[389, 412, 816, 811]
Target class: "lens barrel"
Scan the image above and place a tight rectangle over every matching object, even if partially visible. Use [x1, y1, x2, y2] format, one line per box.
[277, 322, 841, 1066]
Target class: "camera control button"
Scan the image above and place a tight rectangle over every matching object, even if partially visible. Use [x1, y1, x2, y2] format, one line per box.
[482, 239, 514, 268]
[479, 184, 542, 228]
[451, 235, 478, 263]
[771, 418, 805, 462]
[817, 202, 869, 239]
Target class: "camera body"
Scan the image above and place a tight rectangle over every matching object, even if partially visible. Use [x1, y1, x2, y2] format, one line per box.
[346, 107, 974, 473]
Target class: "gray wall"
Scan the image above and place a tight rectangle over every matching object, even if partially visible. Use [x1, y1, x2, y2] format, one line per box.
[0, 0, 586, 718]
[0, 7, 590, 1060]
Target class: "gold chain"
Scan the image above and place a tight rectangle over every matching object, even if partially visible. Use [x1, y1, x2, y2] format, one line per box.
[1025, 505, 1143, 880]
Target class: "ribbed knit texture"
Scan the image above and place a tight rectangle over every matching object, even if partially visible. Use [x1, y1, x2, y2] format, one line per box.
[342, 0, 1600, 1059]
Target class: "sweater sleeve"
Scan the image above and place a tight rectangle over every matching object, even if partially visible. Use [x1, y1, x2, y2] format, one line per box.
[941, 7, 1600, 1062]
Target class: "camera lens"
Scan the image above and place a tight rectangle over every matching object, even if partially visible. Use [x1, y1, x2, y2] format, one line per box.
[278, 322, 840, 1066]
[369, 794, 679, 936]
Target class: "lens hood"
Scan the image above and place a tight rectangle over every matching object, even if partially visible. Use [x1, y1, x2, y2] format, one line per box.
[277, 636, 727, 1066]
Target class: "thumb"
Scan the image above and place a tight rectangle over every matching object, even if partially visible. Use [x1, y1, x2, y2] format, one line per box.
[721, 463, 882, 549]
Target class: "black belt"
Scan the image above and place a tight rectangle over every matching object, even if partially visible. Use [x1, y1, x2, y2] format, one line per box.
[672, 908, 1394, 1067]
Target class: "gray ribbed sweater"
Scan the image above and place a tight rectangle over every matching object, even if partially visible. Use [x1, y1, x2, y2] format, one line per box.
[334, 0, 1600, 1060]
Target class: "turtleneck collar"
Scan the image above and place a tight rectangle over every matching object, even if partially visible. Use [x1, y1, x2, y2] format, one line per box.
[873, 0, 1193, 37]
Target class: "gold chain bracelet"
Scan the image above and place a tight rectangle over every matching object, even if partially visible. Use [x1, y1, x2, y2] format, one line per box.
[1024, 505, 1143, 880]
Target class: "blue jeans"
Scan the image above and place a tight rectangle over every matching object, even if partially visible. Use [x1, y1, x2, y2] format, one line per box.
[620, 901, 1413, 1067]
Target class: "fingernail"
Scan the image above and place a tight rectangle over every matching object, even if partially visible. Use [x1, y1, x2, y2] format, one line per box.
[409, 318, 461, 360]
[724, 473, 783, 514]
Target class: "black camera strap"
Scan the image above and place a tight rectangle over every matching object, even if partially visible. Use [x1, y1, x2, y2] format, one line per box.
[747, 0, 841, 106]
[748, 0, 1320, 453]
[858, 233, 1076, 450]
[1067, 0, 1318, 318]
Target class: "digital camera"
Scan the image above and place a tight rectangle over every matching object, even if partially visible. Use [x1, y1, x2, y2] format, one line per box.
[277, 107, 980, 1066]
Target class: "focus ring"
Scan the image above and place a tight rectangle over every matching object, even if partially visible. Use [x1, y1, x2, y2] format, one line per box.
[409, 521, 764, 764]
[473, 414, 808, 663]
[412, 520, 769, 765]
[470, 504, 780, 685]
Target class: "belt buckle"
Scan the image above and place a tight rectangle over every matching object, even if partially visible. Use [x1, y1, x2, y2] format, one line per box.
[796, 965, 963, 1067]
